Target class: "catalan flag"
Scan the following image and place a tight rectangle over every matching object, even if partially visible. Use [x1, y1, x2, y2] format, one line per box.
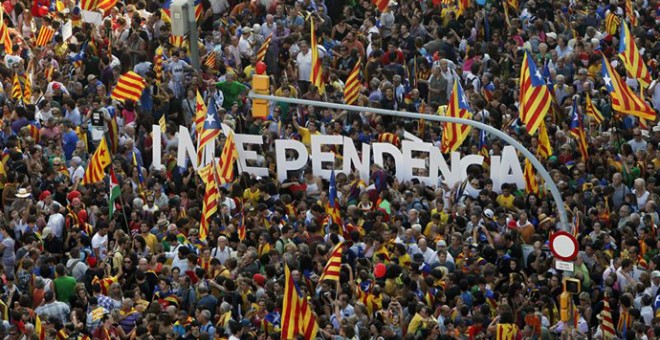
[97, 0, 117, 13]
[344, 61, 360, 105]
[601, 297, 616, 339]
[159, 115, 166, 133]
[569, 100, 589, 161]
[372, 0, 389, 12]
[618, 21, 651, 86]
[0, 8, 12, 54]
[256, 33, 272, 63]
[22, 74, 31, 104]
[318, 242, 343, 282]
[11, 73, 22, 101]
[169, 35, 185, 48]
[110, 71, 147, 102]
[496, 324, 520, 340]
[218, 132, 238, 182]
[91, 274, 119, 295]
[161, 0, 172, 22]
[107, 114, 119, 154]
[479, 130, 490, 168]
[81, 137, 111, 185]
[524, 159, 538, 195]
[441, 80, 472, 153]
[199, 163, 219, 241]
[378, 132, 400, 147]
[281, 265, 319, 340]
[506, 0, 518, 9]
[572, 209, 580, 238]
[43, 65, 53, 82]
[238, 207, 246, 241]
[327, 169, 343, 232]
[457, 0, 469, 17]
[204, 51, 216, 69]
[605, 12, 621, 36]
[537, 120, 552, 159]
[519, 52, 552, 135]
[194, 0, 203, 21]
[624, 0, 636, 27]
[79, 0, 98, 10]
[28, 124, 40, 144]
[617, 308, 632, 338]
[197, 96, 222, 165]
[194, 90, 206, 137]
[310, 18, 324, 94]
[585, 93, 604, 124]
[35, 26, 55, 47]
[601, 56, 655, 120]
[36, 314, 45, 340]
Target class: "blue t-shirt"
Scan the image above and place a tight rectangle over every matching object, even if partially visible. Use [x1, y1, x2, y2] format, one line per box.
[62, 130, 79, 160]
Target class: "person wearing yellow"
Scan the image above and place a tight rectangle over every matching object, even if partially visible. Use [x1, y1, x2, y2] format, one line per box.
[291, 114, 320, 148]
[407, 305, 435, 336]
[496, 184, 516, 210]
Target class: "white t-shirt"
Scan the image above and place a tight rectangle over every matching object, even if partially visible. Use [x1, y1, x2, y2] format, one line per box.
[296, 50, 312, 81]
[71, 166, 85, 184]
[167, 59, 189, 82]
[91, 233, 108, 261]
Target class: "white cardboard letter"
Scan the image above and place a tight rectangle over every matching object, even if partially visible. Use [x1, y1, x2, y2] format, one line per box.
[490, 145, 524, 192]
[402, 141, 432, 185]
[233, 133, 268, 177]
[177, 126, 198, 170]
[276, 140, 309, 181]
[342, 137, 370, 181]
[152, 125, 162, 169]
[311, 135, 343, 179]
[372, 143, 404, 180]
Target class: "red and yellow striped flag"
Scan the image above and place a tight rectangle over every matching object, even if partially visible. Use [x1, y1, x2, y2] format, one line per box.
[256, 33, 272, 63]
[372, 0, 389, 12]
[318, 242, 343, 282]
[154, 47, 164, 85]
[11, 73, 22, 101]
[204, 51, 216, 69]
[97, 0, 117, 14]
[378, 132, 400, 147]
[79, 0, 98, 10]
[524, 159, 538, 195]
[441, 80, 472, 153]
[343, 61, 360, 105]
[36, 314, 45, 340]
[35, 26, 55, 47]
[310, 19, 324, 95]
[22, 74, 31, 104]
[28, 124, 40, 144]
[585, 93, 604, 124]
[601, 297, 616, 339]
[170, 35, 185, 48]
[605, 12, 621, 36]
[0, 8, 12, 54]
[110, 71, 146, 102]
[601, 55, 655, 120]
[520, 52, 552, 135]
[625, 0, 636, 26]
[43, 65, 53, 82]
[618, 21, 651, 87]
[197, 98, 222, 165]
[194, 90, 206, 137]
[81, 137, 111, 185]
[281, 265, 319, 340]
[537, 121, 552, 159]
[218, 132, 238, 182]
[199, 163, 219, 241]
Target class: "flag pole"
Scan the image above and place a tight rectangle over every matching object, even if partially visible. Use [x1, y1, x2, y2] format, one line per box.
[110, 163, 131, 233]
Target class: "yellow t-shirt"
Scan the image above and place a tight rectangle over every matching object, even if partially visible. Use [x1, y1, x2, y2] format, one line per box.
[143, 233, 159, 253]
[496, 194, 515, 210]
[296, 126, 320, 147]
[243, 188, 261, 206]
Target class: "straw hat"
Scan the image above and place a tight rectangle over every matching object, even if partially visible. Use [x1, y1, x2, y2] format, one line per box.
[15, 188, 31, 198]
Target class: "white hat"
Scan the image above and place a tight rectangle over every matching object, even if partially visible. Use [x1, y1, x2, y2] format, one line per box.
[652, 270, 660, 279]
[15, 188, 31, 198]
[411, 224, 422, 233]
[484, 209, 494, 219]
[242, 26, 252, 34]
[653, 125, 660, 133]
[546, 32, 558, 40]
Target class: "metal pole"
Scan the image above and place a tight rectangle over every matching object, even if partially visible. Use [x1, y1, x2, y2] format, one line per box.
[186, 0, 200, 70]
[249, 93, 569, 231]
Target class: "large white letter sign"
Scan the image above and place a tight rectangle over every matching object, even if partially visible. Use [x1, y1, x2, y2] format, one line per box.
[372, 142, 404, 179]
[490, 145, 525, 192]
[342, 137, 370, 181]
[177, 126, 198, 170]
[460, 154, 485, 180]
[429, 148, 459, 188]
[275, 139, 309, 181]
[310, 135, 343, 179]
[152, 125, 162, 169]
[402, 141, 431, 184]
[233, 133, 268, 178]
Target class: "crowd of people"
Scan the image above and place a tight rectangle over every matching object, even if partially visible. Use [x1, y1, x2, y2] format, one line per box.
[0, 0, 659, 339]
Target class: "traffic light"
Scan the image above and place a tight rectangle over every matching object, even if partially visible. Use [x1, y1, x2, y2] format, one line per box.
[252, 74, 269, 119]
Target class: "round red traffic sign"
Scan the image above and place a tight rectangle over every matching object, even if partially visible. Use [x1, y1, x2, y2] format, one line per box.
[549, 231, 579, 261]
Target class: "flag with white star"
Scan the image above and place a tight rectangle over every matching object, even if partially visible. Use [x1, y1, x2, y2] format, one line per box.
[441, 79, 472, 154]
[519, 51, 552, 135]
[197, 102, 222, 165]
[601, 56, 655, 121]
